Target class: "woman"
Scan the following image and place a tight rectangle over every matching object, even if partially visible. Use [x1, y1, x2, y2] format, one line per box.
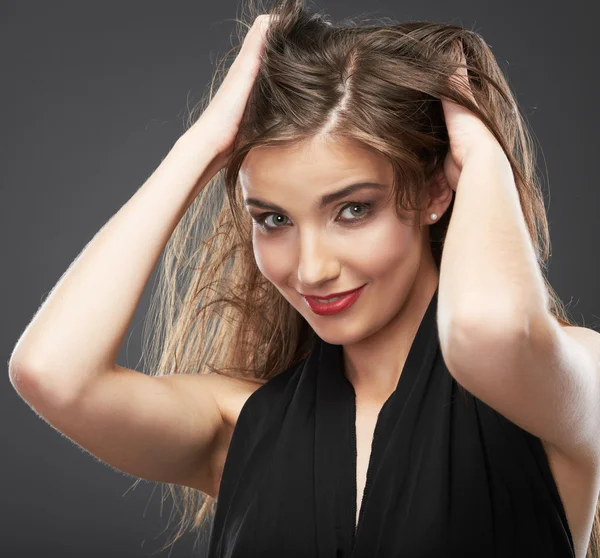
[9, 0, 600, 556]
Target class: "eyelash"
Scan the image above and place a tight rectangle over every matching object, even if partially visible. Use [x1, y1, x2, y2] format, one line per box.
[252, 201, 374, 234]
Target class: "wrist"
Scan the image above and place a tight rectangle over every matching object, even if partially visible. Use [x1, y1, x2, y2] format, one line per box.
[461, 146, 516, 189]
[172, 131, 226, 174]
[464, 144, 512, 171]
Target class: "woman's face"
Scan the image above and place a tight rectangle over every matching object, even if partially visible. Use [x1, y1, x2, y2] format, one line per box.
[239, 135, 440, 346]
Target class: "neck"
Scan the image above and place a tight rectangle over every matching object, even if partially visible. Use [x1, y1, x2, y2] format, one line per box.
[342, 254, 439, 404]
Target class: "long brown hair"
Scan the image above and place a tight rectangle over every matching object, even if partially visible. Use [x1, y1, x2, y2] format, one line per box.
[133, 0, 597, 554]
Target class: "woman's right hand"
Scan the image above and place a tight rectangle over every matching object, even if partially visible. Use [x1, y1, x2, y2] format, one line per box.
[181, 14, 275, 170]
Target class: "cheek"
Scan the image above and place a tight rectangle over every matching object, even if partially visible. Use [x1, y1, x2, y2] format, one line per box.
[252, 236, 290, 284]
[343, 217, 416, 277]
[251, 216, 418, 282]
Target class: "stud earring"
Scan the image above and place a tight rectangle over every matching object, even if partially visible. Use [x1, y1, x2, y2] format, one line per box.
[430, 213, 438, 221]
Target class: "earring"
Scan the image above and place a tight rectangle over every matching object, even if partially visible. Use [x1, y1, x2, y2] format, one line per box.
[430, 213, 438, 221]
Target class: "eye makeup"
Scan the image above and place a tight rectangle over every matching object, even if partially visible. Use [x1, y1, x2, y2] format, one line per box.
[252, 200, 375, 234]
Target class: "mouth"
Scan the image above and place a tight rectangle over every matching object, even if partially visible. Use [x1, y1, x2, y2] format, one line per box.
[302, 284, 367, 316]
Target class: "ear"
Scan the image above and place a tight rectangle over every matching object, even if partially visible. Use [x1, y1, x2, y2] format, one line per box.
[421, 167, 454, 225]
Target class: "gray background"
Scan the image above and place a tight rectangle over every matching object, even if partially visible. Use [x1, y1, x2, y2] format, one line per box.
[2, 0, 598, 557]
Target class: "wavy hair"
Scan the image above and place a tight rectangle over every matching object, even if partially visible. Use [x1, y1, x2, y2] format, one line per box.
[133, 0, 597, 555]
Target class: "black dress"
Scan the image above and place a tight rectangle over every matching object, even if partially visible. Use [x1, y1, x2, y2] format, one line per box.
[206, 286, 575, 557]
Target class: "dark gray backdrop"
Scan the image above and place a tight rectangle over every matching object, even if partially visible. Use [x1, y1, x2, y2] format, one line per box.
[2, 0, 598, 557]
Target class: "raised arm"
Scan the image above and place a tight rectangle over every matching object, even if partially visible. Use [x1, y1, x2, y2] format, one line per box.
[8, 15, 274, 495]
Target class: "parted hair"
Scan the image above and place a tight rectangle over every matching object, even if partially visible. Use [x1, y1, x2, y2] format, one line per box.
[134, 0, 595, 555]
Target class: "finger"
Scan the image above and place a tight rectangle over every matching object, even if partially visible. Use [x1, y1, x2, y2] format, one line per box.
[258, 14, 279, 36]
[447, 47, 478, 109]
[238, 14, 279, 64]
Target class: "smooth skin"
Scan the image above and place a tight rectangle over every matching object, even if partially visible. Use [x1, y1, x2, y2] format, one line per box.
[10, 25, 598, 558]
[9, 16, 275, 498]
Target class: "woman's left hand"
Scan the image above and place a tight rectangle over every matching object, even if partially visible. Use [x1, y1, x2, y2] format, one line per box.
[440, 50, 509, 192]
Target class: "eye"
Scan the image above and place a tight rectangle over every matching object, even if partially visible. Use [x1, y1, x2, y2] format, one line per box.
[254, 213, 290, 231]
[338, 202, 371, 222]
[252, 201, 373, 234]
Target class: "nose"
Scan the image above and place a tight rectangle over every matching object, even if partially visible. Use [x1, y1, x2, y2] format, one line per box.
[297, 231, 340, 288]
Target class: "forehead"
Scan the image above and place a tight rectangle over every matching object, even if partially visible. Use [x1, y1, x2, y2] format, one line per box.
[239, 135, 393, 195]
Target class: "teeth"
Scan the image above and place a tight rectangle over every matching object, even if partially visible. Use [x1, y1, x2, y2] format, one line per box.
[315, 295, 344, 303]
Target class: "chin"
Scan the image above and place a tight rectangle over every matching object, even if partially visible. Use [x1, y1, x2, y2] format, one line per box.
[303, 312, 374, 346]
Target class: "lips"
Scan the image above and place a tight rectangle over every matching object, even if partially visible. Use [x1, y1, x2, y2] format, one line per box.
[302, 284, 366, 316]
[302, 285, 365, 301]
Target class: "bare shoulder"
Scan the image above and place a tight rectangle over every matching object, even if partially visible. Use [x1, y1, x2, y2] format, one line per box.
[559, 323, 600, 355]
[565, 324, 600, 338]
[553, 321, 600, 462]
[203, 373, 268, 428]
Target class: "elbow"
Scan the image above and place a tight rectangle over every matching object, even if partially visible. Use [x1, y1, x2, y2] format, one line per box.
[9, 358, 82, 410]
[445, 298, 532, 343]
[437, 294, 531, 363]
[9, 357, 41, 397]
[439, 309, 531, 379]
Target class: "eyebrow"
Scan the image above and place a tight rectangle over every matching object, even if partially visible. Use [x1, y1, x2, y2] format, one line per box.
[244, 182, 388, 214]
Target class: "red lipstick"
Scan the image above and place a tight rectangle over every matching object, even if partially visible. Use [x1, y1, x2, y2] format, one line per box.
[302, 284, 366, 316]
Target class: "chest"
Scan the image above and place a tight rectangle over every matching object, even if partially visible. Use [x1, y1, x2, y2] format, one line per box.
[216, 366, 588, 557]
[355, 403, 386, 530]
[354, 403, 598, 558]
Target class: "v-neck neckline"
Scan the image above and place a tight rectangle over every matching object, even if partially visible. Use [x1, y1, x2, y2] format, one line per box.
[208, 281, 576, 558]
[312, 286, 440, 557]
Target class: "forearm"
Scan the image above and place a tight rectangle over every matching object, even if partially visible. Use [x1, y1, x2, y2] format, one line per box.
[9, 133, 219, 393]
[437, 147, 549, 339]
